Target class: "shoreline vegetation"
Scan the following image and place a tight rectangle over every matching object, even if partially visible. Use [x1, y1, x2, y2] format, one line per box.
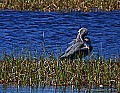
[0, 0, 120, 12]
[0, 0, 120, 92]
[0, 49, 120, 92]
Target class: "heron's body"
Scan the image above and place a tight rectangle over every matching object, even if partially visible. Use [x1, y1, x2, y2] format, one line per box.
[60, 39, 92, 60]
[60, 28, 93, 60]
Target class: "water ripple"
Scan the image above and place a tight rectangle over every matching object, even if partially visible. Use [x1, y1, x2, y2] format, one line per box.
[0, 10, 120, 58]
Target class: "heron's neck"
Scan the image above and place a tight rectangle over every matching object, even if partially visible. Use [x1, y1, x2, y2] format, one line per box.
[80, 36, 84, 42]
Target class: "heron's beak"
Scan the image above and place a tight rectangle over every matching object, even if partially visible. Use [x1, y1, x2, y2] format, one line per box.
[76, 38, 78, 42]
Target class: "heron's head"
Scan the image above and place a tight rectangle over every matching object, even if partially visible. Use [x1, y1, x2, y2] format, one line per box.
[84, 37, 91, 46]
[78, 28, 88, 37]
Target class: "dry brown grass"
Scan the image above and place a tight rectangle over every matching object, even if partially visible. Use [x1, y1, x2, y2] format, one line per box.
[0, 0, 120, 12]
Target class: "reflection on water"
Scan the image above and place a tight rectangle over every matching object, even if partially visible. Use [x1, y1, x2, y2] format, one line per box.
[0, 84, 118, 93]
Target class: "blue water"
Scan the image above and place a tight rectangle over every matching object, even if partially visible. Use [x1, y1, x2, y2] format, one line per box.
[0, 84, 118, 93]
[0, 10, 120, 59]
[0, 10, 120, 93]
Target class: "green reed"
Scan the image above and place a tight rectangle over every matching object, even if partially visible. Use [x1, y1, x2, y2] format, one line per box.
[0, 0, 119, 12]
[0, 48, 120, 92]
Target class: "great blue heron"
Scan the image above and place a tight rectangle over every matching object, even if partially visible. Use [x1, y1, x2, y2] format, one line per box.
[60, 28, 93, 60]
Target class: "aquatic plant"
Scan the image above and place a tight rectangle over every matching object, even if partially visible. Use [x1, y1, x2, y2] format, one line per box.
[0, 49, 120, 92]
[0, 0, 119, 12]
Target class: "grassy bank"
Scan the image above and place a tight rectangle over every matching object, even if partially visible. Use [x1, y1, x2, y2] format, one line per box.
[0, 0, 120, 12]
[0, 50, 120, 92]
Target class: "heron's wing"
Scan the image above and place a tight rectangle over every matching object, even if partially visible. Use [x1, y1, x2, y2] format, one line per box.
[64, 40, 76, 54]
[80, 46, 93, 52]
[65, 41, 83, 53]
[80, 47, 89, 52]
[65, 46, 72, 54]
[64, 42, 84, 57]
[80, 41, 93, 52]
[79, 46, 93, 57]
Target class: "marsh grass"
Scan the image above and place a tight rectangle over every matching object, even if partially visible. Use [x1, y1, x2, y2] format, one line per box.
[0, 48, 120, 92]
[0, 0, 120, 12]
[0, 34, 120, 92]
